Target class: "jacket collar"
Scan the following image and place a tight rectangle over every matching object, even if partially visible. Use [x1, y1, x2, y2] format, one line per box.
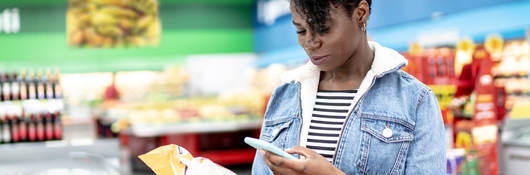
[281, 41, 407, 83]
[279, 41, 408, 147]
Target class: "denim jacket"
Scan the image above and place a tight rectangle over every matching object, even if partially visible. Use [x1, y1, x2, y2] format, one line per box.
[252, 41, 446, 175]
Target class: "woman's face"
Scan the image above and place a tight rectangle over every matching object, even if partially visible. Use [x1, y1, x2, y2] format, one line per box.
[291, 3, 364, 71]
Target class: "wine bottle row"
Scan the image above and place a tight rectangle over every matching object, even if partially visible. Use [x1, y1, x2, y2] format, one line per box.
[0, 100, 64, 144]
[1, 69, 62, 102]
[0, 69, 64, 144]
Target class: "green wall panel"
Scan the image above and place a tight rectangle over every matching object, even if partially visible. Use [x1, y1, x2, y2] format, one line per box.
[0, 29, 252, 73]
[0, 1, 254, 73]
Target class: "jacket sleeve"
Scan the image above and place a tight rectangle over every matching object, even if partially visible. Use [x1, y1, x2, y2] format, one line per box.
[251, 84, 282, 175]
[405, 89, 446, 174]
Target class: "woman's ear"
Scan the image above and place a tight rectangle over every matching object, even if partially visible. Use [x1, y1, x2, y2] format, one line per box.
[355, 0, 370, 25]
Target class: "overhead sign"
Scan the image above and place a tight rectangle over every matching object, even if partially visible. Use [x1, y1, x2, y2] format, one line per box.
[257, 0, 290, 26]
[0, 8, 20, 34]
[67, 0, 161, 48]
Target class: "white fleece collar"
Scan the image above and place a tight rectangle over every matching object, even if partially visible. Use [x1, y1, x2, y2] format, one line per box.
[280, 41, 408, 147]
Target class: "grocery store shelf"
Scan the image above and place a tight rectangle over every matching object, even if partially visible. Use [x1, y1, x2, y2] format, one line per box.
[125, 120, 262, 137]
[494, 74, 529, 79]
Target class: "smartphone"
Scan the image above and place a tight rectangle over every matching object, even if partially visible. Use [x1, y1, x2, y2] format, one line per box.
[244, 137, 297, 160]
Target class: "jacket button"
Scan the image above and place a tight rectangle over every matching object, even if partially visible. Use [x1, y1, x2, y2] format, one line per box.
[383, 127, 393, 138]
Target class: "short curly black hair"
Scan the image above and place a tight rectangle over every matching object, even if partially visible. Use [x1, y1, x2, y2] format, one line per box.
[291, 0, 372, 35]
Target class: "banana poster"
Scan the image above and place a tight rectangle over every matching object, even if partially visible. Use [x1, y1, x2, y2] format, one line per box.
[67, 0, 161, 48]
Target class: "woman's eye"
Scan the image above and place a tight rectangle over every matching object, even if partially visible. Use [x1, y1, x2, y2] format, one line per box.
[296, 30, 306, 34]
[319, 27, 329, 34]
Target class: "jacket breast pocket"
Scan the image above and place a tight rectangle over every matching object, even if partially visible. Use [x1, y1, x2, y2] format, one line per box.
[260, 116, 294, 149]
[356, 114, 415, 175]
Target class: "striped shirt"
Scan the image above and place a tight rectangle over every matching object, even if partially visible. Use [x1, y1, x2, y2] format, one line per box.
[306, 89, 357, 162]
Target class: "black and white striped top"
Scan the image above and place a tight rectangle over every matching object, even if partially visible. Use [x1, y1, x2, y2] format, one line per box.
[306, 89, 357, 162]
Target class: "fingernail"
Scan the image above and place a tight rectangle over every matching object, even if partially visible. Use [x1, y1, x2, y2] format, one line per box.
[260, 150, 265, 155]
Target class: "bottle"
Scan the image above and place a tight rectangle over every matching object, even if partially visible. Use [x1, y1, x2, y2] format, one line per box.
[8, 105, 19, 143]
[45, 69, 54, 99]
[53, 69, 62, 99]
[1, 105, 10, 143]
[0, 106, 4, 144]
[27, 107, 36, 142]
[16, 105, 26, 142]
[0, 74, 3, 102]
[53, 100, 63, 140]
[44, 102, 54, 140]
[27, 70, 37, 100]
[2, 73, 11, 101]
[11, 72, 19, 101]
[19, 69, 27, 100]
[36, 70, 45, 100]
[5, 104, 19, 143]
[36, 104, 45, 141]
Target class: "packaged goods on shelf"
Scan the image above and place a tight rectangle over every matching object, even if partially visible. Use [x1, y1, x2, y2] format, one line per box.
[0, 69, 64, 144]
[492, 40, 530, 117]
[403, 47, 458, 124]
[405, 36, 530, 175]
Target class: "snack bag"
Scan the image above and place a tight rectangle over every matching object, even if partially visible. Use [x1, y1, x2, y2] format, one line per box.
[138, 144, 236, 175]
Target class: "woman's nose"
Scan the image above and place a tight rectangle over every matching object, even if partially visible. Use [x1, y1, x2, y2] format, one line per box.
[304, 36, 322, 50]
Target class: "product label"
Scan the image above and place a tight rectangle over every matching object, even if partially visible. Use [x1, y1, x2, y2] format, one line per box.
[54, 85, 62, 99]
[3, 83, 10, 98]
[37, 84, 45, 99]
[20, 83, 27, 99]
[46, 84, 53, 99]
[472, 125, 498, 145]
[11, 82, 19, 98]
[3, 123, 10, 142]
[29, 84, 36, 99]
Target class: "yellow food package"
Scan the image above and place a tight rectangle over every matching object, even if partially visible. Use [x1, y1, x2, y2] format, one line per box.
[138, 144, 236, 175]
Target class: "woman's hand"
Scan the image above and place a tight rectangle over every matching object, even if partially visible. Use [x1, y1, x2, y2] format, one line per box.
[261, 146, 345, 175]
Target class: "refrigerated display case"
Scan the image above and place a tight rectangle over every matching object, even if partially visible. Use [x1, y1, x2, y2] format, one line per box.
[502, 118, 530, 175]
[0, 139, 121, 175]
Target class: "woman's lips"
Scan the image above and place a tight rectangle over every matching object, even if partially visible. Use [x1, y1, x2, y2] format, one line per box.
[310, 55, 329, 65]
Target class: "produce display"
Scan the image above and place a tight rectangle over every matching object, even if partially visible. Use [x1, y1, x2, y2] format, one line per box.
[101, 90, 264, 133]
[67, 0, 161, 48]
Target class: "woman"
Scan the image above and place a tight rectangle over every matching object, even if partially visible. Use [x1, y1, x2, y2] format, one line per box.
[252, 0, 446, 174]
